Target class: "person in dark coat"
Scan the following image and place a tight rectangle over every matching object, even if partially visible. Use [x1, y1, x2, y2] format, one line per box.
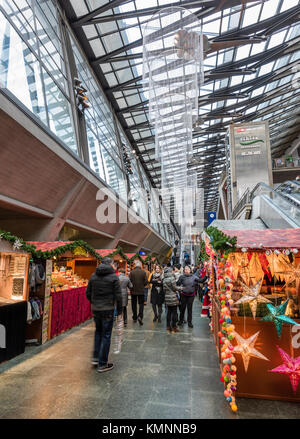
[177, 265, 199, 328]
[149, 266, 164, 323]
[118, 268, 132, 325]
[163, 268, 181, 332]
[86, 257, 122, 373]
[129, 260, 148, 325]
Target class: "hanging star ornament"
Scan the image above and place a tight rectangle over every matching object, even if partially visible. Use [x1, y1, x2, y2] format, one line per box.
[270, 346, 300, 394]
[283, 261, 300, 291]
[235, 279, 272, 319]
[260, 300, 298, 338]
[233, 330, 269, 372]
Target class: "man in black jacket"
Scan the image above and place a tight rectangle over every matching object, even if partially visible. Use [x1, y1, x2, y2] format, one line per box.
[86, 257, 122, 373]
[177, 266, 199, 328]
[129, 260, 148, 325]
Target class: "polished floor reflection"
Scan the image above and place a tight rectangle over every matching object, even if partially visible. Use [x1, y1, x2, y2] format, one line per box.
[0, 298, 299, 419]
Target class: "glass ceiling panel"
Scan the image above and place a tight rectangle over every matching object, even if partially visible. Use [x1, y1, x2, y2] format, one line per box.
[63, 0, 300, 213]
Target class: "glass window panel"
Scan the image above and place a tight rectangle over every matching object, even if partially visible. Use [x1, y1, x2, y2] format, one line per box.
[34, 1, 67, 91]
[69, 0, 89, 16]
[281, 0, 298, 12]
[1, 0, 38, 53]
[87, 123, 106, 181]
[242, 4, 262, 27]
[87, 0, 108, 9]
[42, 68, 77, 154]
[105, 72, 118, 86]
[89, 38, 105, 57]
[0, 12, 47, 125]
[102, 33, 123, 52]
[83, 24, 98, 39]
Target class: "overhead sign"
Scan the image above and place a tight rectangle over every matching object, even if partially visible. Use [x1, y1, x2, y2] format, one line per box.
[208, 212, 216, 225]
[229, 122, 273, 208]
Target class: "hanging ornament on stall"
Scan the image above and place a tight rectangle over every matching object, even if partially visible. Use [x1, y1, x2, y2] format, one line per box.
[248, 253, 264, 284]
[73, 246, 90, 258]
[235, 279, 272, 319]
[269, 346, 300, 394]
[233, 330, 269, 373]
[281, 261, 300, 289]
[260, 300, 298, 338]
[13, 239, 23, 251]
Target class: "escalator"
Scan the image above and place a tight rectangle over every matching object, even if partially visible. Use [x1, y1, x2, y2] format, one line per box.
[250, 181, 300, 228]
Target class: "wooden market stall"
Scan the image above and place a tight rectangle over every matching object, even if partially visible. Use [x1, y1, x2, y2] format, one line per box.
[96, 249, 157, 274]
[27, 241, 99, 342]
[204, 227, 300, 409]
[96, 249, 127, 272]
[0, 236, 30, 362]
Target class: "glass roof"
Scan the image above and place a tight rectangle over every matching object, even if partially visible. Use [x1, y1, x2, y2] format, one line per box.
[61, 0, 300, 214]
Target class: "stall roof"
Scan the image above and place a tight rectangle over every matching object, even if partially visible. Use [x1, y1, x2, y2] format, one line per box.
[27, 241, 72, 251]
[96, 250, 154, 261]
[222, 229, 300, 249]
[95, 249, 117, 257]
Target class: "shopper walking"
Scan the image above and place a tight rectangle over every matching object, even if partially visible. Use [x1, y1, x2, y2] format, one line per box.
[129, 260, 148, 325]
[173, 264, 181, 282]
[144, 265, 151, 305]
[86, 257, 122, 373]
[163, 268, 180, 333]
[177, 265, 199, 328]
[118, 268, 132, 326]
[150, 266, 164, 323]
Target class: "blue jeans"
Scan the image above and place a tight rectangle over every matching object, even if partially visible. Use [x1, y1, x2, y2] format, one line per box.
[144, 288, 148, 303]
[93, 310, 114, 367]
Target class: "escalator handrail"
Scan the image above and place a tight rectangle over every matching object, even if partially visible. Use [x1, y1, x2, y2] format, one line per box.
[250, 182, 300, 209]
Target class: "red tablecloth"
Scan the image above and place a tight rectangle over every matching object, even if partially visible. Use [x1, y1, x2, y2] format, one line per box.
[50, 287, 92, 338]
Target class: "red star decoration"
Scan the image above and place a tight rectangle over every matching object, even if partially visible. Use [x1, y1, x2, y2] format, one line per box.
[270, 346, 300, 394]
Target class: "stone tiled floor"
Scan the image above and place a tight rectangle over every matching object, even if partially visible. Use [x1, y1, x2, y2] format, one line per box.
[0, 298, 299, 419]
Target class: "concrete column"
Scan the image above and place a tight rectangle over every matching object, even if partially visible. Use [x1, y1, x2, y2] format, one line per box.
[35, 178, 88, 241]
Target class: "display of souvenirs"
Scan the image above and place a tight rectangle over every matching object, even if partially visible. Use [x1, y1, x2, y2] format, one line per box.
[0, 253, 28, 301]
[51, 268, 88, 292]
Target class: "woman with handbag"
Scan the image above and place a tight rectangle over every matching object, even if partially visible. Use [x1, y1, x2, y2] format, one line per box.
[163, 268, 181, 333]
[149, 266, 164, 323]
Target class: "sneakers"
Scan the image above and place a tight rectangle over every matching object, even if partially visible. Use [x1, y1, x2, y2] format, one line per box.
[91, 358, 98, 366]
[188, 323, 193, 328]
[138, 317, 143, 326]
[97, 363, 114, 373]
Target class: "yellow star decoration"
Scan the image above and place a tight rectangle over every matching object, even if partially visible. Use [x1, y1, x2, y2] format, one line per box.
[235, 279, 272, 319]
[233, 330, 269, 373]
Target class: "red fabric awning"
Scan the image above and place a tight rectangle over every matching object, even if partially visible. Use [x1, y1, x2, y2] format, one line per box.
[95, 249, 117, 257]
[27, 241, 72, 251]
[125, 253, 136, 259]
[222, 228, 300, 249]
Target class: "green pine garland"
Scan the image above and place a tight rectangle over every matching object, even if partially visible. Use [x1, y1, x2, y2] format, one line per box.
[205, 226, 237, 256]
[0, 229, 159, 265]
[197, 240, 209, 264]
[0, 230, 37, 254]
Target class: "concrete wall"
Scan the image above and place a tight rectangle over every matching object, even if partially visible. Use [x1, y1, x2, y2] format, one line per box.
[0, 92, 170, 257]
